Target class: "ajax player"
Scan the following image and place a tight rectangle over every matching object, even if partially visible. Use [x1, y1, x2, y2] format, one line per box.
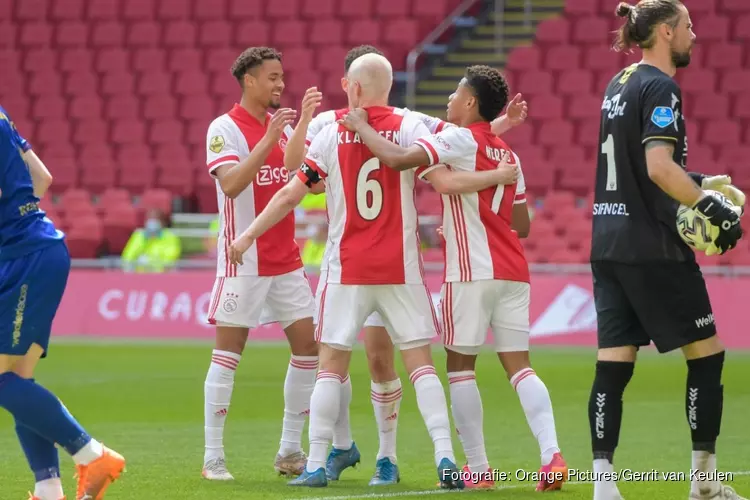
[588, 2, 745, 500]
[283, 44, 528, 485]
[340, 65, 566, 491]
[229, 53, 517, 489]
[0, 106, 125, 500]
[202, 47, 319, 480]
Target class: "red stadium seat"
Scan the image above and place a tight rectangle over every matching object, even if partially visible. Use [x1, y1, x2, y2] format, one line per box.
[101, 72, 135, 97]
[140, 188, 173, 216]
[29, 72, 61, 97]
[118, 162, 157, 193]
[98, 188, 132, 214]
[164, 21, 196, 48]
[543, 46, 581, 71]
[122, 0, 155, 21]
[538, 120, 574, 147]
[137, 72, 172, 96]
[734, 95, 750, 119]
[17, 0, 50, 21]
[687, 93, 729, 120]
[0, 0, 10, 21]
[678, 68, 716, 93]
[149, 119, 184, 146]
[195, 0, 227, 20]
[95, 48, 129, 73]
[383, 19, 418, 47]
[52, 0, 84, 20]
[79, 144, 114, 164]
[583, 46, 623, 72]
[704, 43, 742, 69]
[205, 48, 237, 73]
[339, 0, 373, 18]
[517, 70, 553, 96]
[24, 49, 57, 74]
[564, 0, 598, 16]
[228, 0, 264, 19]
[127, 21, 161, 47]
[187, 119, 210, 147]
[157, 0, 191, 20]
[273, 20, 307, 46]
[722, 0, 750, 13]
[156, 164, 196, 197]
[102, 204, 140, 254]
[535, 18, 570, 44]
[36, 119, 71, 148]
[568, 94, 601, 120]
[506, 46, 541, 71]
[528, 95, 563, 120]
[64, 73, 99, 97]
[413, 0, 450, 20]
[720, 70, 750, 95]
[503, 124, 534, 148]
[142, 94, 177, 120]
[282, 47, 315, 72]
[572, 17, 609, 44]
[168, 48, 202, 73]
[702, 120, 740, 147]
[734, 15, 750, 40]
[199, 21, 232, 47]
[719, 146, 750, 174]
[315, 46, 349, 74]
[557, 70, 593, 95]
[91, 21, 125, 47]
[696, 16, 730, 42]
[60, 48, 93, 73]
[111, 119, 146, 146]
[132, 48, 165, 73]
[20, 22, 53, 48]
[377, 0, 409, 17]
[179, 95, 215, 121]
[73, 119, 109, 146]
[266, 0, 299, 18]
[678, 0, 714, 15]
[235, 21, 270, 46]
[309, 20, 344, 46]
[80, 157, 117, 193]
[302, 0, 335, 19]
[175, 71, 209, 96]
[88, 0, 120, 21]
[65, 218, 104, 258]
[68, 96, 103, 120]
[32, 96, 66, 120]
[104, 95, 140, 120]
[56, 21, 88, 47]
[346, 20, 382, 45]
[0, 50, 21, 73]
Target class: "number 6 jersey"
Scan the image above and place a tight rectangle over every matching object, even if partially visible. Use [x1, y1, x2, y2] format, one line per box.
[300, 106, 429, 285]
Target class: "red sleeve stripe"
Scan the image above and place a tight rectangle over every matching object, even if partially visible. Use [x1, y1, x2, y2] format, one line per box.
[514, 193, 527, 204]
[435, 120, 446, 133]
[208, 155, 240, 170]
[305, 139, 312, 147]
[414, 138, 438, 165]
[305, 158, 328, 179]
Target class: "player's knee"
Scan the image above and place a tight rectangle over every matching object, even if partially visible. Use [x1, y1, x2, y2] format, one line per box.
[445, 349, 476, 372]
[594, 360, 635, 392]
[367, 351, 396, 381]
[497, 350, 530, 379]
[686, 350, 724, 387]
[597, 346, 637, 363]
[682, 335, 725, 360]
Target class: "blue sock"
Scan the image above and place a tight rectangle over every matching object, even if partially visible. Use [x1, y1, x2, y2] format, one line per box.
[16, 422, 61, 482]
[0, 372, 91, 456]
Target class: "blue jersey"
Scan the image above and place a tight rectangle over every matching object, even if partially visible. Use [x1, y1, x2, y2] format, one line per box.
[0, 105, 63, 260]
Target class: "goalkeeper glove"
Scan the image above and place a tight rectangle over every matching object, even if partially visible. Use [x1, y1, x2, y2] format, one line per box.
[700, 175, 746, 215]
[693, 193, 743, 255]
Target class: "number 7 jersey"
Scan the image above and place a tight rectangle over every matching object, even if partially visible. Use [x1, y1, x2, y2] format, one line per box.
[300, 106, 429, 285]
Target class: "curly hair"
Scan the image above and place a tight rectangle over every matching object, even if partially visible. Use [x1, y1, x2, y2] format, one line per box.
[463, 65, 509, 122]
[614, 0, 683, 51]
[344, 45, 385, 73]
[231, 47, 282, 84]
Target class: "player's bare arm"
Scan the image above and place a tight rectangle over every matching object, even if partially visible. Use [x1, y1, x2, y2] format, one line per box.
[228, 176, 310, 265]
[283, 87, 323, 171]
[511, 202, 530, 238]
[423, 151, 519, 195]
[338, 109, 430, 171]
[21, 149, 53, 198]
[215, 108, 297, 198]
[490, 93, 528, 136]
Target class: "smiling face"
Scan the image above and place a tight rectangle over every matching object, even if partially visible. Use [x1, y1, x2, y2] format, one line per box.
[244, 58, 285, 109]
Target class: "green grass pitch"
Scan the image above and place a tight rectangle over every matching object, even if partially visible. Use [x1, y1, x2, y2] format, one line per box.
[1, 341, 748, 499]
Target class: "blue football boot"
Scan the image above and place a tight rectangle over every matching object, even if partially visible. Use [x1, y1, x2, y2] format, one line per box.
[437, 457, 465, 490]
[369, 457, 400, 486]
[287, 467, 327, 487]
[325, 442, 361, 480]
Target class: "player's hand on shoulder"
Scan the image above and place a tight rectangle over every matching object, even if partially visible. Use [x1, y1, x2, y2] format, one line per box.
[694, 192, 743, 255]
[436, 225, 444, 239]
[337, 108, 367, 132]
[265, 108, 297, 141]
[494, 151, 519, 185]
[701, 175, 746, 215]
[505, 93, 528, 127]
[300, 87, 323, 123]
[228, 235, 254, 266]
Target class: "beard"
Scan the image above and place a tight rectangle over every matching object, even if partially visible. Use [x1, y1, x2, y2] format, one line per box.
[268, 98, 281, 110]
[671, 47, 691, 68]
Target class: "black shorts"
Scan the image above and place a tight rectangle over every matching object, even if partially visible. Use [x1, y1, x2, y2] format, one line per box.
[591, 261, 716, 353]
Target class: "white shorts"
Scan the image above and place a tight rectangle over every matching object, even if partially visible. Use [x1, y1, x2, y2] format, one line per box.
[207, 268, 316, 329]
[315, 268, 385, 328]
[441, 280, 530, 355]
[316, 283, 439, 349]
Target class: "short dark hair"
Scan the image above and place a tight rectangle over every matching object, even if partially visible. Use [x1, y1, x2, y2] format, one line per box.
[463, 65, 509, 122]
[344, 45, 384, 73]
[614, 0, 683, 51]
[231, 47, 282, 84]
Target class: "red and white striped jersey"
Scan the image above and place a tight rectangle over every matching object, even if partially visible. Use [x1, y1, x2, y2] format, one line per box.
[304, 107, 450, 273]
[299, 106, 430, 285]
[206, 104, 301, 277]
[414, 121, 529, 284]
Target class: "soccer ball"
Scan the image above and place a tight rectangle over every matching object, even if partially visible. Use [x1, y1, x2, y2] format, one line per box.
[676, 190, 736, 251]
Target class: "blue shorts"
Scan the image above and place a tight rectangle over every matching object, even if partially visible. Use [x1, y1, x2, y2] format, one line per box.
[0, 242, 70, 357]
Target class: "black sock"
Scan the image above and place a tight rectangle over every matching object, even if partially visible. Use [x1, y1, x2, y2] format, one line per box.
[686, 351, 724, 454]
[589, 360, 635, 463]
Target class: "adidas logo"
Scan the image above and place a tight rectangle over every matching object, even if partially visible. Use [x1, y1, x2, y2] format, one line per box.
[385, 412, 398, 421]
[530, 284, 597, 337]
[215, 408, 228, 417]
[299, 409, 310, 416]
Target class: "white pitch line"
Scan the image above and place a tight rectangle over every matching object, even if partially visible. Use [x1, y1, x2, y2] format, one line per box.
[293, 471, 750, 500]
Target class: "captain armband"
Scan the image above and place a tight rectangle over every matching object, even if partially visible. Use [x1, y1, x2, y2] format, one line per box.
[299, 163, 322, 188]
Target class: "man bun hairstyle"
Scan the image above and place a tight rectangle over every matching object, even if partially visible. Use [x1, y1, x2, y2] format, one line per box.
[344, 45, 385, 73]
[464, 65, 509, 122]
[614, 0, 683, 51]
[231, 47, 282, 85]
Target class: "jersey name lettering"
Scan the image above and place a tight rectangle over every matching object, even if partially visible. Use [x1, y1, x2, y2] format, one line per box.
[593, 202, 630, 216]
[338, 130, 403, 145]
[602, 93, 627, 119]
[484, 145, 509, 162]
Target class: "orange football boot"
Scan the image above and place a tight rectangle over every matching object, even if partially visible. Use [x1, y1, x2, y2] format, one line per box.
[536, 452, 567, 492]
[461, 464, 495, 489]
[75, 446, 126, 500]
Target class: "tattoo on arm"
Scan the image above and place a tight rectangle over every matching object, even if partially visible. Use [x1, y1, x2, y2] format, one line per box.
[644, 140, 675, 154]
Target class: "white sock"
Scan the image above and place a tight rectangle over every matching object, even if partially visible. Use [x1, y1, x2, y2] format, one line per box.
[448, 371, 487, 472]
[72, 438, 103, 466]
[593, 459, 620, 499]
[410, 366, 455, 467]
[511, 368, 560, 465]
[278, 355, 318, 457]
[204, 349, 240, 463]
[332, 374, 353, 450]
[691, 450, 719, 495]
[307, 372, 342, 472]
[371, 378, 402, 461]
[34, 477, 64, 500]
